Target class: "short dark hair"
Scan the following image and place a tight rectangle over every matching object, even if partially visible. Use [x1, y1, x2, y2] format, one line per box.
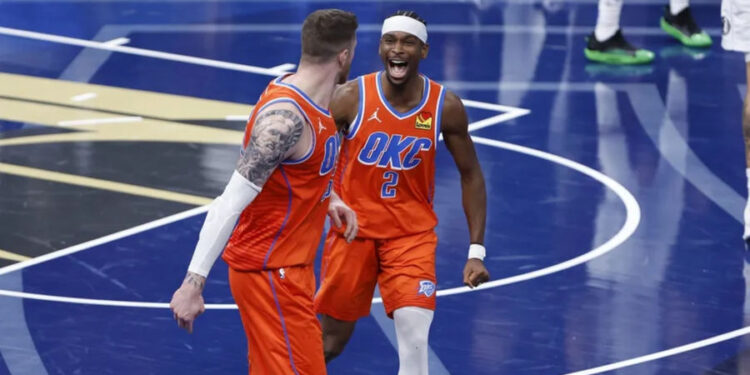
[301, 9, 358, 63]
[388, 10, 427, 26]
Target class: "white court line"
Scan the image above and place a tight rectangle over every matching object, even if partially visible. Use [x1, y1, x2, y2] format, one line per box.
[0, 205, 208, 276]
[462, 99, 528, 113]
[564, 326, 750, 375]
[102, 37, 130, 46]
[224, 115, 249, 121]
[268, 63, 296, 72]
[58, 116, 142, 126]
[0, 289, 236, 309]
[467, 110, 529, 133]
[0, 26, 285, 77]
[70, 92, 97, 102]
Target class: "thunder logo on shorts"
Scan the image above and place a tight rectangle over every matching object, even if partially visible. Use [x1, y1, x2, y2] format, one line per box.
[418, 280, 436, 297]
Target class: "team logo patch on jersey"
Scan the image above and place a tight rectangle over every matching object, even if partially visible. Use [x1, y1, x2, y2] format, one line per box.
[415, 111, 432, 130]
[417, 280, 436, 297]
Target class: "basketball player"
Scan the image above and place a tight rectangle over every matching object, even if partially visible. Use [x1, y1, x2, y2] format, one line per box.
[169, 9, 358, 375]
[585, 0, 712, 65]
[313, 10, 490, 375]
[722, 0, 750, 241]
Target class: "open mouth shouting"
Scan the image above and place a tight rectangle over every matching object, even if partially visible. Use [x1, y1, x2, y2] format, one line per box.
[388, 59, 408, 80]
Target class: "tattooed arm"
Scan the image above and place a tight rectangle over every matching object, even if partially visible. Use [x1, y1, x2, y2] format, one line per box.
[236, 104, 309, 185]
[170, 103, 309, 333]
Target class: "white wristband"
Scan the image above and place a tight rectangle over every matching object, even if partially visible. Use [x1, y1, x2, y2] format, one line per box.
[468, 244, 486, 261]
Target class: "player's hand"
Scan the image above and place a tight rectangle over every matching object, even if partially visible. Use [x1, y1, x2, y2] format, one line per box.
[170, 273, 206, 334]
[462, 259, 490, 288]
[328, 193, 358, 243]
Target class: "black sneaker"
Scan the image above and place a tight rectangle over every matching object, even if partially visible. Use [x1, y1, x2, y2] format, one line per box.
[661, 6, 712, 47]
[584, 29, 655, 65]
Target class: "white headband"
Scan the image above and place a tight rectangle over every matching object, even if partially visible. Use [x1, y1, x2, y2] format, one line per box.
[381, 15, 427, 44]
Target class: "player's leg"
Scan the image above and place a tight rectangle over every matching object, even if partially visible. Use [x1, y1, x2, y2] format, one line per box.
[585, 0, 654, 65]
[314, 231, 378, 362]
[319, 314, 356, 362]
[275, 265, 328, 375]
[393, 306, 434, 375]
[669, 0, 689, 14]
[377, 230, 438, 375]
[661, 0, 712, 47]
[743, 59, 750, 240]
[594, 0, 622, 43]
[229, 265, 326, 375]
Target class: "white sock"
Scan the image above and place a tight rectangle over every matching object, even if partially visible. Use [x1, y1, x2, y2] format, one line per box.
[394, 307, 434, 375]
[669, 0, 689, 15]
[744, 168, 750, 240]
[595, 0, 623, 42]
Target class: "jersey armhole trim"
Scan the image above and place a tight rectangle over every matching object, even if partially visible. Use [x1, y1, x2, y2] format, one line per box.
[434, 85, 447, 153]
[345, 76, 366, 140]
[249, 97, 316, 165]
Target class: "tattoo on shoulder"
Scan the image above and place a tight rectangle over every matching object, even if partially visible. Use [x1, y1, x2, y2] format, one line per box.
[237, 109, 305, 185]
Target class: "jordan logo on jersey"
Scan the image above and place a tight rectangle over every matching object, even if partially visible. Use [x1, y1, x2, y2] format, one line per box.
[318, 118, 326, 133]
[367, 108, 382, 123]
[415, 111, 432, 130]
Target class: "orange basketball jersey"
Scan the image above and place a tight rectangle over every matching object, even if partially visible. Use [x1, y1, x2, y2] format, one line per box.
[223, 75, 339, 271]
[333, 72, 446, 239]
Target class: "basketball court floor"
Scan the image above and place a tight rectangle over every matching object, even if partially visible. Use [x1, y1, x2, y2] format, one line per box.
[0, 0, 747, 373]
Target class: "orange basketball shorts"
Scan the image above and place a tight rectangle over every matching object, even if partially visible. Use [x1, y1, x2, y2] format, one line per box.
[314, 229, 437, 320]
[228, 264, 326, 375]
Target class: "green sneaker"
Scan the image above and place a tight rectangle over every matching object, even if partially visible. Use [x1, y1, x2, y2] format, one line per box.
[660, 6, 712, 48]
[584, 30, 655, 65]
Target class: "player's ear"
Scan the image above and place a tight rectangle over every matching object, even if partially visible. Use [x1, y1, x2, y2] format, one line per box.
[337, 48, 350, 68]
[421, 42, 429, 59]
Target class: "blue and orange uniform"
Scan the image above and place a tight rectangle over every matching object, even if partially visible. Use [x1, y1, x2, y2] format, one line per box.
[223, 75, 338, 375]
[315, 71, 446, 319]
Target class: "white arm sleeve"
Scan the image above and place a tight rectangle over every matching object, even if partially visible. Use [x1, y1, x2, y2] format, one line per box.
[187, 171, 261, 277]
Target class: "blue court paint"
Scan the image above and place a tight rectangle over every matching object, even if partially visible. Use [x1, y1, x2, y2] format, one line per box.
[0, 120, 50, 133]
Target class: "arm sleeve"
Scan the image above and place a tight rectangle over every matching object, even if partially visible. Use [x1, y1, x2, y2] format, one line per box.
[187, 171, 261, 277]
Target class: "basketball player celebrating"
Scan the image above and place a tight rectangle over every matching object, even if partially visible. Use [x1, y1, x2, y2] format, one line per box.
[314, 10, 490, 375]
[722, 0, 750, 241]
[169, 9, 358, 375]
